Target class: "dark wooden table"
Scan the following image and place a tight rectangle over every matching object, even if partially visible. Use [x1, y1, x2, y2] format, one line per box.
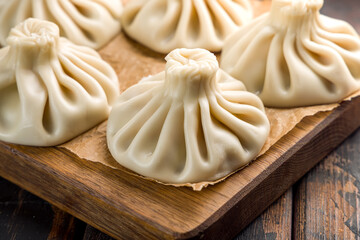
[0, 0, 359, 239]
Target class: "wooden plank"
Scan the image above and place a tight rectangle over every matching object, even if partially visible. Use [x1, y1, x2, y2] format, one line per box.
[0, 96, 360, 240]
[235, 188, 293, 240]
[47, 206, 86, 240]
[82, 184, 293, 240]
[83, 226, 115, 240]
[0, 177, 85, 239]
[0, 177, 54, 239]
[293, 128, 360, 239]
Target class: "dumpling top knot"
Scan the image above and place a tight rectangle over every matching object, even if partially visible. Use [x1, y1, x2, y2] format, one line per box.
[274, 0, 323, 14]
[7, 18, 59, 48]
[164, 49, 219, 100]
[165, 48, 219, 81]
[0, 0, 123, 49]
[269, 0, 323, 28]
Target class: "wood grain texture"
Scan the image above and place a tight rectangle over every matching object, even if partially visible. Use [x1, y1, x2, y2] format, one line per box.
[235, 188, 293, 240]
[83, 226, 115, 240]
[1, 96, 360, 240]
[293, 129, 360, 239]
[82, 189, 293, 239]
[0, 178, 53, 240]
[0, 177, 85, 240]
[47, 206, 86, 240]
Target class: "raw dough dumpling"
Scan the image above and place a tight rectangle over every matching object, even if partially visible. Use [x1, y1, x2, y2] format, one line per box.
[0, 18, 120, 146]
[0, 0, 122, 49]
[107, 48, 269, 184]
[121, 0, 253, 53]
[221, 0, 360, 107]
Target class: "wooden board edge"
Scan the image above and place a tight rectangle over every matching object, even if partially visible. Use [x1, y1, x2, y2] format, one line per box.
[181, 96, 360, 240]
[0, 96, 360, 240]
[0, 143, 176, 240]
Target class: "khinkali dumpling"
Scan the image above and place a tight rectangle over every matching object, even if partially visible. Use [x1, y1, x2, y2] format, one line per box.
[221, 0, 360, 107]
[0, 0, 122, 49]
[0, 18, 120, 146]
[121, 0, 253, 53]
[107, 48, 269, 184]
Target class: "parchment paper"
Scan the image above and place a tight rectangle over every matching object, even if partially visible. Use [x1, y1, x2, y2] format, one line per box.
[59, 90, 360, 191]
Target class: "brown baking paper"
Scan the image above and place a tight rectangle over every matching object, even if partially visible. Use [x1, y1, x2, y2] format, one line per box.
[58, 84, 360, 191]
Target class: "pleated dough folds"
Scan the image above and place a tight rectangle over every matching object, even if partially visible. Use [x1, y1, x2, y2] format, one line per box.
[221, 0, 360, 107]
[121, 0, 253, 53]
[0, 0, 122, 49]
[107, 48, 269, 184]
[0, 18, 120, 146]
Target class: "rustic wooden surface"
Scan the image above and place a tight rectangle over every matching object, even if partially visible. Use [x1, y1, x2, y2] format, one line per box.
[0, 0, 359, 239]
[2, 125, 360, 240]
[292, 130, 360, 240]
[0, 93, 359, 240]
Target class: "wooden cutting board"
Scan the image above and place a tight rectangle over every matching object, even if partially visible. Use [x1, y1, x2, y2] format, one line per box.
[1, 1, 360, 239]
[1, 96, 360, 240]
